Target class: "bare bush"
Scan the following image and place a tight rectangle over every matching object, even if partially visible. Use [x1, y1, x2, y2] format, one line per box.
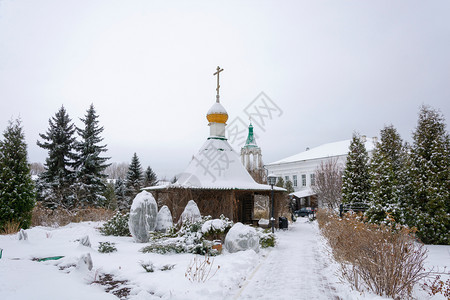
[31, 202, 115, 227]
[317, 209, 430, 299]
[104, 162, 129, 179]
[29, 162, 45, 176]
[1, 220, 22, 235]
[313, 158, 343, 210]
[185, 254, 220, 283]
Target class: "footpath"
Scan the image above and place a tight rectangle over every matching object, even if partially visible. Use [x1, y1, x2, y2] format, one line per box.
[236, 218, 342, 300]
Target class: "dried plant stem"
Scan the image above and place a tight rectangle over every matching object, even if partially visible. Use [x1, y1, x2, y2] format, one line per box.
[185, 254, 220, 283]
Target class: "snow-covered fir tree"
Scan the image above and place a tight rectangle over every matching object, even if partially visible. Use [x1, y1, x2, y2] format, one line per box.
[114, 177, 127, 211]
[342, 133, 371, 204]
[124, 153, 143, 210]
[73, 104, 110, 207]
[365, 125, 410, 224]
[0, 119, 35, 229]
[143, 166, 158, 187]
[409, 105, 449, 245]
[36, 106, 77, 209]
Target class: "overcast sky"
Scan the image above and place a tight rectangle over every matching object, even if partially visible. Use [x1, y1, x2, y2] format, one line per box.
[1, 0, 449, 179]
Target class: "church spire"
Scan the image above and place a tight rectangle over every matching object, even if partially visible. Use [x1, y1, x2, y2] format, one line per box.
[244, 122, 258, 148]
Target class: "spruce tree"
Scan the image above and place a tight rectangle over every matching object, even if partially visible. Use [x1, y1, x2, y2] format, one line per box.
[366, 125, 410, 224]
[409, 106, 449, 245]
[342, 133, 371, 204]
[124, 153, 143, 209]
[0, 119, 35, 229]
[73, 104, 110, 207]
[143, 166, 158, 187]
[275, 177, 285, 188]
[284, 180, 294, 194]
[114, 177, 127, 211]
[36, 106, 77, 209]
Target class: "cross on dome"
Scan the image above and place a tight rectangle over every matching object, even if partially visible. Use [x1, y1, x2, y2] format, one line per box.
[213, 66, 224, 102]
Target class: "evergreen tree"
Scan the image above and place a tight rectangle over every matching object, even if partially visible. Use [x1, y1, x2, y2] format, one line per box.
[124, 153, 143, 209]
[0, 119, 35, 229]
[365, 125, 410, 224]
[36, 106, 77, 209]
[342, 133, 371, 204]
[409, 106, 449, 245]
[143, 166, 158, 187]
[276, 177, 285, 188]
[284, 180, 294, 194]
[114, 177, 127, 211]
[73, 104, 110, 207]
[102, 180, 117, 210]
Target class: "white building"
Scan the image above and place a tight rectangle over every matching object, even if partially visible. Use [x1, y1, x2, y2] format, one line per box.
[265, 136, 377, 207]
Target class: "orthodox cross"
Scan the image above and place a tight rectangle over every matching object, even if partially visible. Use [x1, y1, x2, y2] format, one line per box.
[213, 66, 224, 102]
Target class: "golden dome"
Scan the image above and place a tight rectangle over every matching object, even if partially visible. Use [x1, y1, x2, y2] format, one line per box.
[206, 102, 228, 124]
[207, 113, 228, 123]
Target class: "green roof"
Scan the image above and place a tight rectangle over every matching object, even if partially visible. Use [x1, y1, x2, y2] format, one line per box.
[244, 123, 258, 148]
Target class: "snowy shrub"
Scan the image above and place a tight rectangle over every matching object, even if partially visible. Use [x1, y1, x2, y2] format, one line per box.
[257, 228, 276, 248]
[160, 264, 175, 271]
[141, 216, 220, 256]
[155, 205, 173, 232]
[99, 212, 130, 236]
[141, 243, 185, 254]
[128, 191, 158, 243]
[178, 200, 201, 226]
[224, 222, 260, 253]
[201, 214, 233, 242]
[98, 241, 117, 253]
[139, 261, 175, 273]
[140, 261, 155, 273]
[318, 209, 430, 299]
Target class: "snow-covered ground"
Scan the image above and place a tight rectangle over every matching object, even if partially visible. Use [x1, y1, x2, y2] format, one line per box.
[0, 218, 448, 299]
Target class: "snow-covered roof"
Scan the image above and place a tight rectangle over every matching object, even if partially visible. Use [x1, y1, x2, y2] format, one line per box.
[145, 138, 285, 192]
[267, 138, 376, 166]
[290, 188, 315, 198]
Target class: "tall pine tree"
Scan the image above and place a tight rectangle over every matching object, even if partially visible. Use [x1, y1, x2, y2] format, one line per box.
[124, 153, 143, 210]
[143, 166, 158, 187]
[0, 119, 35, 229]
[37, 106, 77, 209]
[73, 104, 110, 207]
[342, 133, 371, 204]
[365, 125, 410, 224]
[409, 105, 449, 245]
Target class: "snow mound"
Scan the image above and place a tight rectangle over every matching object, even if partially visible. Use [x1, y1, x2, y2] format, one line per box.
[224, 222, 259, 253]
[129, 191, 158, 243]
[201, 219, 227, 234]
[155, 205, 173, 232]
[178, 200, 201, 225]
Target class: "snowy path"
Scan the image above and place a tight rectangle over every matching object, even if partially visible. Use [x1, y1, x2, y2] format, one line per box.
[236, 219, 342, 300]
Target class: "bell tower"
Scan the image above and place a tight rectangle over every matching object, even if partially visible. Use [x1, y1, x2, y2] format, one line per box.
[240, 122, 265, 183]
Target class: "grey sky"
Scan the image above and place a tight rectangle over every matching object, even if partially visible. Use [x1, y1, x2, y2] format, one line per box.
[1, 0, 449, 179]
